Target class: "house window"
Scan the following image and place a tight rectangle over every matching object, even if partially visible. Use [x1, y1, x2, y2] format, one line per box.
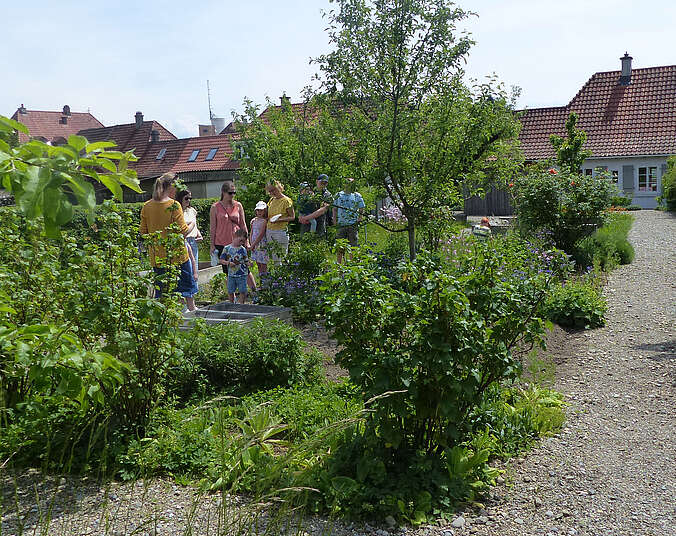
[638, 166, 658, 192]
[156, 148, 167, 160]
[188, 149, 200, 162]
[205, 148, 218, 161]
[584, 169, 593, 176]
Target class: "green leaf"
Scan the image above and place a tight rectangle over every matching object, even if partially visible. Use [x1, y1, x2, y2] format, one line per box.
[330, 476, 358, 497]
[86, 141, 117, 152]
[0, 115, 29, 135]
[98, 174, 123, 201]
[67, 135, 88, 152]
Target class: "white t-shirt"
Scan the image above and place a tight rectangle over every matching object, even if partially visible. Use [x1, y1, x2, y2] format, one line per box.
[183, 206, 200, 238]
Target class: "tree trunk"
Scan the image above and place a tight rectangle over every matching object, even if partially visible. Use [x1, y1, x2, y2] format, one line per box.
[408, 222, 416, 260]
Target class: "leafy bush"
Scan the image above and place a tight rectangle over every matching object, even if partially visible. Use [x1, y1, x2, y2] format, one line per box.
[610, 195, 632, 207]
[512, 167, 614, 254]
[168, 319, 322, 401]
[543, 274, 607, 329]
[573, 212, 634, 270]
[660, 155, 676, 210]
[256, 234, 329, 322]
[307, 234, 570, 518]
[626, 204, 642, 211]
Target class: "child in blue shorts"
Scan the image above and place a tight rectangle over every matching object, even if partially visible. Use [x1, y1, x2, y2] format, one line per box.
[219, 228, 250, 304]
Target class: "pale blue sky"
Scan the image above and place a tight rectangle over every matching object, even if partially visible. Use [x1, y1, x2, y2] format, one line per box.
[3, 0, 675, 138]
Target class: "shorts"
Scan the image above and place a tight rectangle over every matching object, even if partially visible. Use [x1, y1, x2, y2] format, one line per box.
[227, 275, 248, 295]
[336, 224, 359, 246]
[153, 259, 197, 298]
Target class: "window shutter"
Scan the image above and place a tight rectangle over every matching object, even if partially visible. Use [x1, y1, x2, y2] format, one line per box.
[661, 163, 667, 177]
[622, 165, 634, 192]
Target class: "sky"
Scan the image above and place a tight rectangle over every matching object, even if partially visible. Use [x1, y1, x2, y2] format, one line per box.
[3, 0, 676, 139]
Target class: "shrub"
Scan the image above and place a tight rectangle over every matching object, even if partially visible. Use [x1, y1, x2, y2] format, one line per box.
[660, 156, 676, 210]
[309, 235, 570, 518]
[168, 319, 322, 401]
[572, 212, 634, 270]
[512, 167, 614, 253]
[610, 195, 632, 207]
[626, 204, 642, 211]
[543, 274, 607, 329]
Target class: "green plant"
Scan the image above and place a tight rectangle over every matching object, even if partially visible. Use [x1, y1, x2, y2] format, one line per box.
[256, 234, 329, 322]
[610, 194, 632, 207]
[168, 319, 322, 402]
[309, 234, 568, 518]
[660, 155, 676, 210]
[549, 112, 592, 174]
[573, 212, 634, 270]
[513, 167, 614, 254]
[626, 204, 642, 211]
[544, 274, 607, 329]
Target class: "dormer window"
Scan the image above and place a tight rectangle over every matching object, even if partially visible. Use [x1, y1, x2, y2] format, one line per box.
[205, 148, 218, 161]
[188, 149, 200, 162]
[156, 148, 167, 160]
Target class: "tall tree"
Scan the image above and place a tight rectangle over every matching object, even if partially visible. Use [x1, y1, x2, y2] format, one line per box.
[315, 0, 522, 258]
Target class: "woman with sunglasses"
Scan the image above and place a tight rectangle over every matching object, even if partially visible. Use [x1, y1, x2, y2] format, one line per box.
[210, 181, 249, 274]
[176, 189, 203, 266]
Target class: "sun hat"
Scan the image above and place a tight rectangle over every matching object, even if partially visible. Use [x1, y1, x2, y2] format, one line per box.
[255, 201, 268, 211]
[317, 174, 329, 183]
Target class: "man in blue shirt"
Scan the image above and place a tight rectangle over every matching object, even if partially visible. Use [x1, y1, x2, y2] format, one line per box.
[333, 177, 365, 263]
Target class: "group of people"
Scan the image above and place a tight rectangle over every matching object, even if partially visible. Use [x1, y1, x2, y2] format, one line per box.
[139, 172, 366, 310]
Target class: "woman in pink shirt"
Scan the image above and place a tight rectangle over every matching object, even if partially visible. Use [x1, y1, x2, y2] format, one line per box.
[210, 181, 249, 274]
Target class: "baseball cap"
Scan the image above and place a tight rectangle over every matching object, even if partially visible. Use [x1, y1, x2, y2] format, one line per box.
[299, 181, 310, 189]
[255, 201, 267, 211]
[317, 174, 329, 183]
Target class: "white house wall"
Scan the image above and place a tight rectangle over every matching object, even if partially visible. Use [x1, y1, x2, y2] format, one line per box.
[582, 156, 667, 209]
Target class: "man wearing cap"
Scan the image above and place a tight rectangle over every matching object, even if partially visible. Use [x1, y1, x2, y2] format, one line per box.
[298, 174, 333, 236]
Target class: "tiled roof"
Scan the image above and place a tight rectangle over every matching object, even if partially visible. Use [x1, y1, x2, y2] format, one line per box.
[78, 121, 176, 154]
[133, 134, 238, 179]
[519, 65, 676, 160]
[10, 107, 104, 144]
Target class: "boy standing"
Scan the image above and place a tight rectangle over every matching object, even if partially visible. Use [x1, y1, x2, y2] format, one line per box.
[219, 228, 250, 304]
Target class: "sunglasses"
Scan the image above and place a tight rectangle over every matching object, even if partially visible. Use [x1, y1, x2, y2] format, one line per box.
[227, 191, 236, 195]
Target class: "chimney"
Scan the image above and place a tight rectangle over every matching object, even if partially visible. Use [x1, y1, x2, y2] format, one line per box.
[135, 111, 144, 129]
[150, 129, 160, 143]
[19, 104, 27, 114]
[62, 105, 71, 116]
[60, 116, 68, 124]
[280, 93, 290, 106]
[619, 52, 633, 86]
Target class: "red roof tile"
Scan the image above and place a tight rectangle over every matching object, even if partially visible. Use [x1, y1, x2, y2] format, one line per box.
[519, 65, 676, 160]
[78, 121, 176, 153]
[133, 134, 238, 179]
[10, 107, 104, 144]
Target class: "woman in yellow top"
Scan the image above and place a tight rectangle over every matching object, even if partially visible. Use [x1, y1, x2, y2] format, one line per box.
[139, 173, 196, 306]
[265, 180, 295, 264]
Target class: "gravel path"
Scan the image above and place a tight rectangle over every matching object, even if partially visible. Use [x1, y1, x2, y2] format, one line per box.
[2, 211, 674, 536]
[448, 210, 676, 536]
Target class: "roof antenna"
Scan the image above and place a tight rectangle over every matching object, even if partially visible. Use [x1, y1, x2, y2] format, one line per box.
[207, 80, 214, 120]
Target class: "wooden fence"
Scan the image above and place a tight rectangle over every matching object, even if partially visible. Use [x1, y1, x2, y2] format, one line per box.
[464, 187, 513, 216]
